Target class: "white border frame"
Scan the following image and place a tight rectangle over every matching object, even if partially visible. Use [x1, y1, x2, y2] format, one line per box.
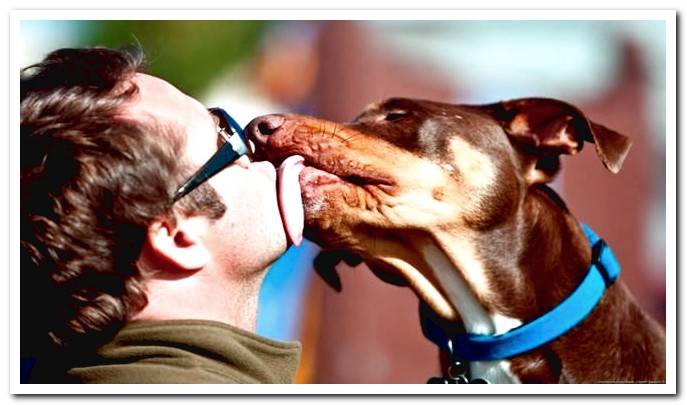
[9, 9, 676, 395]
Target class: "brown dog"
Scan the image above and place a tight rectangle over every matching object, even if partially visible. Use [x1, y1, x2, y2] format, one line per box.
[245, 97, 666, 383]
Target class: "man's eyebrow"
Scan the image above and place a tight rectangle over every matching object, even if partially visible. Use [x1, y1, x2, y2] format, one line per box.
[207, 109, 220, 127]
[206, 110, 225, 149]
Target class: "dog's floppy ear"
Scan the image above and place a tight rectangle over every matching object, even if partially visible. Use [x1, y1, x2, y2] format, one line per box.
[478, 98, 632, 184]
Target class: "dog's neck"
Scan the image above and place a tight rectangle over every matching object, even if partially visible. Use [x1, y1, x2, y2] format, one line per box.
[426, 186, 589, 326]
[418, 187, 589, 383]
[421, 185, 663, 382]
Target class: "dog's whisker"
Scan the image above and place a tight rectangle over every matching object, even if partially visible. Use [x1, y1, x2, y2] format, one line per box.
[342, 133, 359, 144]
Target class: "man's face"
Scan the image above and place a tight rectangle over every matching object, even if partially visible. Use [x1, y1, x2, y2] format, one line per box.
[128, 73, 288, 278]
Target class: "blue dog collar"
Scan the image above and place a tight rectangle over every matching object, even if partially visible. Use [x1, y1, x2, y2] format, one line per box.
[421, 224, 621, 361]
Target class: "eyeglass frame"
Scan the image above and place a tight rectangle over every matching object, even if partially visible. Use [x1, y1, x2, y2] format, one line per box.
[172, 107, 251, 202]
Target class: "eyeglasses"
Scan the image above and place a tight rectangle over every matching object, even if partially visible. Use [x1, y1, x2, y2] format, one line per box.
[172, 107, 251, 202]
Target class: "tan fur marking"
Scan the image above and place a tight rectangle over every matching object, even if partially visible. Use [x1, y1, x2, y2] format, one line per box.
[557, 126, 580, 151]
[377, 255, 458, 320]
[431, 234, 494, 310]
[510, 114, 530, 135]
[449, 137, 496, 190]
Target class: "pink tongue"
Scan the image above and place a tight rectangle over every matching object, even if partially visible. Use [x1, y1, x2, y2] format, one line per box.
[277, 155, 306, 246]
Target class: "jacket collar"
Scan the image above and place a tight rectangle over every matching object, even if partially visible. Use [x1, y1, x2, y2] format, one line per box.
[68, 319, 302, 383]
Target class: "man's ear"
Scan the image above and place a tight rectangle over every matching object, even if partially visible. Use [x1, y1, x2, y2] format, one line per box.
[477, 97, 632, 184]
[144, 215, 211, 274]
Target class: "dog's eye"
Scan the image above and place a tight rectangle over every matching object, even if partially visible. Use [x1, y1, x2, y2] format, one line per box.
[384, 111, 407, 122]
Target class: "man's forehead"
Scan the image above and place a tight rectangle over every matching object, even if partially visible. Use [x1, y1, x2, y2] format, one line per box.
[126, 73, 208, 130]
[130, 73, 192, 112]
[132, 73, 175, 98]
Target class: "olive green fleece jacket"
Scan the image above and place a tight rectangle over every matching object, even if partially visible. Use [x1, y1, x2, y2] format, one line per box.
[63, 320, 301, 384]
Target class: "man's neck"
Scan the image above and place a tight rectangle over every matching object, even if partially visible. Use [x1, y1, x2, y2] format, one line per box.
[132, 268, 266, 333]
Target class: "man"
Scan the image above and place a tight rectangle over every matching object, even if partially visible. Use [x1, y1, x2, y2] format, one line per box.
[21, 47, 301, 383]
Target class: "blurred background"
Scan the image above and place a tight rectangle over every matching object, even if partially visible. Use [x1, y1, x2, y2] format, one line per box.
[20, 19, 667, 383]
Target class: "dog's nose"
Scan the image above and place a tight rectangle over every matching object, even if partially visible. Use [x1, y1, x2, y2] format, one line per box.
[245, 114, 285, 147]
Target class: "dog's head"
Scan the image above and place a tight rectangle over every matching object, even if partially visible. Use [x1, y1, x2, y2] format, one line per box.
[247, 97, 631, 319]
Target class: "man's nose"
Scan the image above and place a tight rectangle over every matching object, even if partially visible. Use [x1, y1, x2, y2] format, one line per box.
[245, 114, 285, 147]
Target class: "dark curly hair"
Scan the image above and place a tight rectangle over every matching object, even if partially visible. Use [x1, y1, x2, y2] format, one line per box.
[20, 47, 226, 361]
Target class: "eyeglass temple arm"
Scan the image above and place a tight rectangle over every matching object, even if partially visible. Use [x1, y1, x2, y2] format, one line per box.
[172, 143, 243, 202]
[173, 109, 248, 202]
[222, 111, 247, 140]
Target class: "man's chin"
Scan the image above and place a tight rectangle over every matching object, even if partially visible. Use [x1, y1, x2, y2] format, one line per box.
[244, 222, 291, 274]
